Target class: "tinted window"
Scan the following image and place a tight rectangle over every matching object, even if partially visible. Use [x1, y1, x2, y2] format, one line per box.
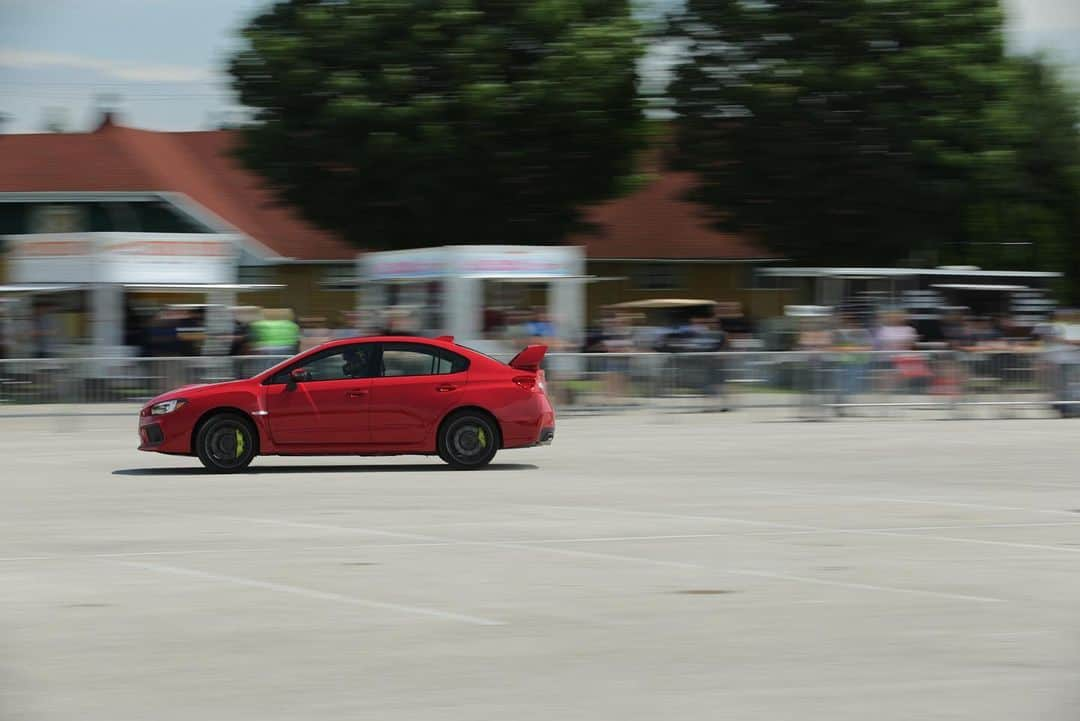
[380, 343, 468, 377]
[268, 344, 375, 384]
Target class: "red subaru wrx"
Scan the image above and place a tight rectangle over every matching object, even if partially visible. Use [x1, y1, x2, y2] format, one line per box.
[138, 336, 555, 472]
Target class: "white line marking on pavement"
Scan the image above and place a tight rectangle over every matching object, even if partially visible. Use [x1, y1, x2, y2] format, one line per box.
[113, 560, 504, 626]
[0, 505, 1039, 602]
[727, 569, 1007, 604]
[505, 521, 1080, 545]
[738, 490, 1079, 517]
[517, 503, 1080, 555]
[3, 520, 1078, 567]
[517, 503, 815, 530]
[840, 528, 1080, 555]
[201, 514, 701, 569]
[709, 674, 1072, 698]
[182, 512, 1047, 588]
[528, 532, 760, 544]
[89, 548, 267, 559]
[840, 521, 1080, 532]
[0, 541, 700, 568]
[203, 515, 444, 541]
[0, 540, 1022, 602]
[482, 541, 703, 569]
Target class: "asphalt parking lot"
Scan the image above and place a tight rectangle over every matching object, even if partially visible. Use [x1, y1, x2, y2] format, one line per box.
[2, 408, 1080, 720]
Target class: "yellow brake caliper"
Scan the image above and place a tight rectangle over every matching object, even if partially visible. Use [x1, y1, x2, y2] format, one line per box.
[235, 429, 245, 458]
[477, 428, 487, 449]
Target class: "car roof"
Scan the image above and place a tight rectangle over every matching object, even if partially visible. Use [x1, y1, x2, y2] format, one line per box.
[253, 335, 510, 382]
[312, 335, 468, 354]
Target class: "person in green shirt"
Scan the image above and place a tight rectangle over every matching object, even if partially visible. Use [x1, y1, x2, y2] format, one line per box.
[252, 308, 300, 355]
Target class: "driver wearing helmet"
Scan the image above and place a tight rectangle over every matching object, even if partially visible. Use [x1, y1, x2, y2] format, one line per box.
[342, 346, 369, 379]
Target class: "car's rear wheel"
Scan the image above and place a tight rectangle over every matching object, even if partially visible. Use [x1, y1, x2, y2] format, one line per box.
[438, 411, 499, 469]
[195, 413, 257, 473]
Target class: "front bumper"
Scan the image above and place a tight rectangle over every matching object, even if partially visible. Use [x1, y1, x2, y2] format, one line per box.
[139, 422, 165, 448]
[138, 409, 193, 454]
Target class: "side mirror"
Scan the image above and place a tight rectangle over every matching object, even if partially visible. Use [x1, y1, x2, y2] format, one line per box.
[286, 367, 311, 389]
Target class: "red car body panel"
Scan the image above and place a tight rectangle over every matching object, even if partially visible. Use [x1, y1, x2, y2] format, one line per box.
[138, 336, 555, 459]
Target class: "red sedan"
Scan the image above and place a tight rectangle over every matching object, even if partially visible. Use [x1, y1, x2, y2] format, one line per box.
[138, 336, 555, 472]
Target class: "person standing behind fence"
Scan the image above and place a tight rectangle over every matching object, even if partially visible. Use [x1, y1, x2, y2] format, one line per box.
[600, 312, 637, 401]
[148, 308, 184, 357]
[228, 307, 261, 378]
[525, 308, 571, 405]
[936, 310, 974, 398]
[252, 308, 300, 356]
[31, 302, 61, 358]
[229, 307, 259, 356]
[299, 316, 332, 352]
[797, 316, 833, 417]
[831, 315, 872, 415]
[664, 315, 729, 411]
[699, 315, 730, 411]
[876, 311, 918, 352]
[877, 311, 928, 394]
[334, 310, 362, 339]
[525, 308, 557, 344]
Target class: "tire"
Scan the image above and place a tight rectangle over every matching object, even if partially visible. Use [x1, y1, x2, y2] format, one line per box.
[437, 411, 499, 469]
[195, 413, 257, 473]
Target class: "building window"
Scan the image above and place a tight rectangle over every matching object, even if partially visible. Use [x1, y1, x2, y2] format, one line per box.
[238, 265, 276, 285]
[128, 201, 207, 233]
[0, 203, 30, 235]
[30, 204, 86, 234]
[631, 264, 684, 290]
[322, 263, 356, 288]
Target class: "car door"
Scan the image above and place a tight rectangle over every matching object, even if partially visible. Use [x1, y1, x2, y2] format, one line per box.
[368, 342, 470, 447]
[263, 343, 376, 446]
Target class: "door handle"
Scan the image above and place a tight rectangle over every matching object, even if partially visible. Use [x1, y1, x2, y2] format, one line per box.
[347, 389, 369, 399]
[436, 384, 458, 392]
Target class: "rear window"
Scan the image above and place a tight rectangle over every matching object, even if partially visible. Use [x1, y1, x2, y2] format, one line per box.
[380, 342, 469, 377]
[455, 343, 513, 366]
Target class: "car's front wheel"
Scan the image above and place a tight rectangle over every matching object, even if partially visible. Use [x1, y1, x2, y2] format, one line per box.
[437, 411, 499, 469]
[195, 413, 257, 473]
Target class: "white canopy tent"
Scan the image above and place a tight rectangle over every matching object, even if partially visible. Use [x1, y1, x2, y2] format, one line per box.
[5, 232, 280, 356]
[358, 245, 588, 347]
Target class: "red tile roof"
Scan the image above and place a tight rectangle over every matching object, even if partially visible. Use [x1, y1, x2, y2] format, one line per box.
[0, 117, 356, 260]
[0, 118, 772, 262]
[570, 170, 775, 261]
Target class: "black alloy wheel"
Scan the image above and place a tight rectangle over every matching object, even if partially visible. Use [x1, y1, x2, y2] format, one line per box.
[437, 412, 499, 469]
[196, 414, 257, 473]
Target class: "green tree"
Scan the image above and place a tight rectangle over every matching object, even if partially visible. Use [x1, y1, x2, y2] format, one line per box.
[668, 0, 1080, 292]
[229, 0, 644, 249]
[983, 56, 1080, 300]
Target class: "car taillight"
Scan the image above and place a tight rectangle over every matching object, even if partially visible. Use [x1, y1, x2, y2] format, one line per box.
[513, 375, 537, 391]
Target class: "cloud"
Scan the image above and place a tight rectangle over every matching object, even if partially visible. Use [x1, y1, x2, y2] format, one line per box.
[0, 49, 212, 83]
[1006, 0, 1080, 32]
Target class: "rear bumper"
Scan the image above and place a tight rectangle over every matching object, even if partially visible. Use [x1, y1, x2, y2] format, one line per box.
[500, 396, 555, 449]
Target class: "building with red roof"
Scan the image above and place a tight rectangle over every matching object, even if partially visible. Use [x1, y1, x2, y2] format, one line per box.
[0, 116, 784, 355]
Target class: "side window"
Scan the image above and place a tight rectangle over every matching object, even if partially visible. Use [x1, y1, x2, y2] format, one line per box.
[443, 350, 469, 374]
[267, 344, 375, 384]
[380, 343, 469, 377]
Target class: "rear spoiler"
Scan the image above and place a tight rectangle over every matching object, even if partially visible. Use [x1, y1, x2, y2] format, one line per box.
[508, 344, 547, 372]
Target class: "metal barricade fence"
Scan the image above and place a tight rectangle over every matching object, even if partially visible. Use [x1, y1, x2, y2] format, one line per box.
[0, 350, 1076, 418]
[540, 349, 1074, 417]
[0, 355, 289, 406]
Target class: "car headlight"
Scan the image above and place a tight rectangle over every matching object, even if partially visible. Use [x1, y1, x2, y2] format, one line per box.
[150, 399, 187, 415]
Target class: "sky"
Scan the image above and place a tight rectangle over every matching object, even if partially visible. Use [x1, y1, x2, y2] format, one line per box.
[0, 0, 1078, 134]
